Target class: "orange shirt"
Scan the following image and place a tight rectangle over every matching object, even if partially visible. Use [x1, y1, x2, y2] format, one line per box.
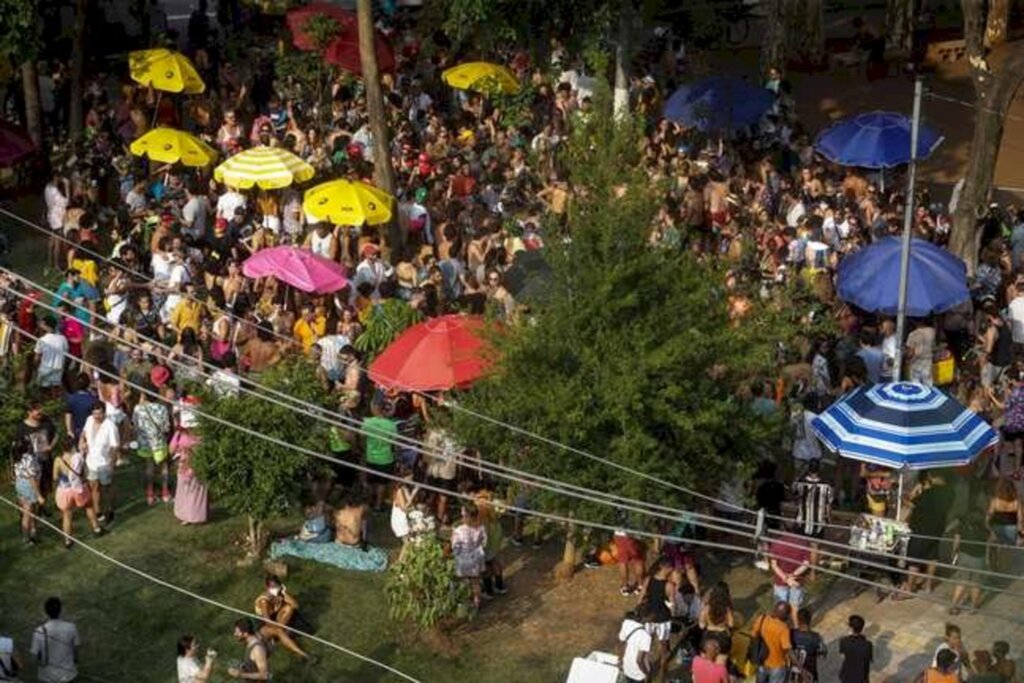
[923, 670, 957, 683]
[753, 615, 791, 669]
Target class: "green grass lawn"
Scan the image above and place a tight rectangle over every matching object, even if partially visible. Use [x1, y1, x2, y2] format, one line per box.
[0, 210, 584, 682]
[0, 471, 507, 683]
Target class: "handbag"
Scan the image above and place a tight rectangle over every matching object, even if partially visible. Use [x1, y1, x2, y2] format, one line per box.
[933, 349, 955, 386]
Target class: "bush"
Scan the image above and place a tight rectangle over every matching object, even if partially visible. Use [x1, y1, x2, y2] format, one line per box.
[385, 536, 468, 630]
[191, 357, 331, 556]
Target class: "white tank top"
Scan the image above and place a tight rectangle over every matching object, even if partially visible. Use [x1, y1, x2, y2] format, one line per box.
[310, 231, 332, 257]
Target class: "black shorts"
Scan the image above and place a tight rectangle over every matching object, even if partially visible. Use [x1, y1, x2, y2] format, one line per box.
[428, 475, 456, 493]
[907, 536, 939, 563]
[330, 450, 357, 488]
[367, 461, 394, 484]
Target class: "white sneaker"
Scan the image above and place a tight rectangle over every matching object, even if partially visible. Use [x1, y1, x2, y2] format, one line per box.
[754, 559, 770, 571]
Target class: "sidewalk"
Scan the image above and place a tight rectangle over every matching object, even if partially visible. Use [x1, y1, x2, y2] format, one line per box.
[812, 580, 1024, 681]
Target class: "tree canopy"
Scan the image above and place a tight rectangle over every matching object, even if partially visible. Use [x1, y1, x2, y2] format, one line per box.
[448, 103, 804, 527]
[192, 359, 332, 553]
[0, 0, 39, 64]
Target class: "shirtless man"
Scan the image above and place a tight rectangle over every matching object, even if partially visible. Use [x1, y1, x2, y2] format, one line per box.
[705, 169, 730, 231]
[334, 493, 368, 548]
[537, 173, 570, 217]
[240, 324, 282, 374]
[253, 576, 309, 661]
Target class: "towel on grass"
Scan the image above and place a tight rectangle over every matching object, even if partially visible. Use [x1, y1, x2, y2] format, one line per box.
[270, 539, 389, 572]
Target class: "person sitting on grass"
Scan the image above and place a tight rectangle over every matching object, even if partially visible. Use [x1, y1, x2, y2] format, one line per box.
[334, 492, 368, 548]
[253, 576, 311, 662]
[228, 618, 269, 681]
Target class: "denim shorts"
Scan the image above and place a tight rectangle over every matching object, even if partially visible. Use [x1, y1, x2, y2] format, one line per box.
[15, 477, 36, 504]
[87, 465, 113, 486]
[773, 584, 805, 607]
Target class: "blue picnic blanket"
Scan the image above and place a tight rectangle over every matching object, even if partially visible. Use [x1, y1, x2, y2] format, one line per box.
[269, 539, 389, 572]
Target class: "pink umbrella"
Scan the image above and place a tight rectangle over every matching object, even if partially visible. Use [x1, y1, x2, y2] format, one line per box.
[242, 246, 347, 294]
[0, 120, 35, 167]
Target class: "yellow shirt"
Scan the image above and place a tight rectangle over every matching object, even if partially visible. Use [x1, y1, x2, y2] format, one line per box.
[293, 316, 326, 352]
[71, 258, 98, 286]
[170, 301, 202, 334]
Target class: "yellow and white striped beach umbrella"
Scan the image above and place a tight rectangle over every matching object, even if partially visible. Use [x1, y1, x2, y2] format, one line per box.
[213, 146, 316, 190]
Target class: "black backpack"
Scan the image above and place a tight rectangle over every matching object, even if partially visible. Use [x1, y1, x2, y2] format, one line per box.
[748, 615, 769, 667]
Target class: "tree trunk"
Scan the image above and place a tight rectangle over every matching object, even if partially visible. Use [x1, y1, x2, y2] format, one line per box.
[138, 0, 152, 47]
[950, 2, 1024, 272]
[356, 0, 400, 256]
[613, 0, 631, 118]
[803, 0, 825, 68]
[886, 0, 915, 52]
[69, 0, 89, 140]
[760, 0, 789, 75]
[553, 518, 577, 582]
[985, 0, 1009, 48]
[20, 61, 43, 148]
[247, 516, 266, 557]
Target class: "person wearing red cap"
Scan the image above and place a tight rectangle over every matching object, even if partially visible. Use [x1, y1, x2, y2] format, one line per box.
[354, 242, 392, 297]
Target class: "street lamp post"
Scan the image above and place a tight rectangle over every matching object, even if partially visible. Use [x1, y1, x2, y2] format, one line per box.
[891, 76, 923, 384]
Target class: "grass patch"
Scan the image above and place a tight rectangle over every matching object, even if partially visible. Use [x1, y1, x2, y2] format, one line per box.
[0, 471, 505, 683]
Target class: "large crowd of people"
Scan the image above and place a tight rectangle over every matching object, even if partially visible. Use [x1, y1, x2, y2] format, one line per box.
[3, 2, 1024, 682]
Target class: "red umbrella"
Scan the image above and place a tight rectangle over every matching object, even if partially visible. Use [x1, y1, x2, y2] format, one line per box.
[324, 29, 396, 75]
[369, 315, 493, 391]
[0, 120, 35, 167]
[286, 2, 354, 51]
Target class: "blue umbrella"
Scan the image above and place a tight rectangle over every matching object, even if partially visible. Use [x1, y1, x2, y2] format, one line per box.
[810, 382, 998, 471]
[663, 77, 774, 132]
[837, 236, 968, 317]
[814, 111, 943, 169]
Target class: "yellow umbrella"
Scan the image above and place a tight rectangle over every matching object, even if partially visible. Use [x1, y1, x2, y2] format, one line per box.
[303, 179, 393, 226]
[129, 127, 217, 167]
[213, 146, 315, 190]
[129, 48, 206, 94]
[442, 62, 520, 95]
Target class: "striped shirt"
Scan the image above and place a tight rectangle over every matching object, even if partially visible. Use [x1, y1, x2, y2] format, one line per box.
[793, 475, 833, 536]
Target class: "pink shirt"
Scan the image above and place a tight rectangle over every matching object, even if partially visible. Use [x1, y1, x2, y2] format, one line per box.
[691, 655, 729, 683]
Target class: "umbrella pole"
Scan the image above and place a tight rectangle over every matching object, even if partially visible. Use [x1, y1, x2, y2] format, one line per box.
[892, 77, 923, 381]
[151, 91, 162, 128]
[896, 469, 904, 520]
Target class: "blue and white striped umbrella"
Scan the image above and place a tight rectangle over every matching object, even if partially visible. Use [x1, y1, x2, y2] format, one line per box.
[810, 382, 998, 470]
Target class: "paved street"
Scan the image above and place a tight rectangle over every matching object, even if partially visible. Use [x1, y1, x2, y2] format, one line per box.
[711, 553, 1024, 681]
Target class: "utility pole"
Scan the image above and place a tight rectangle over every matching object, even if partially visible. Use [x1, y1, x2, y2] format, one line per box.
[892, 76, 923, 381]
